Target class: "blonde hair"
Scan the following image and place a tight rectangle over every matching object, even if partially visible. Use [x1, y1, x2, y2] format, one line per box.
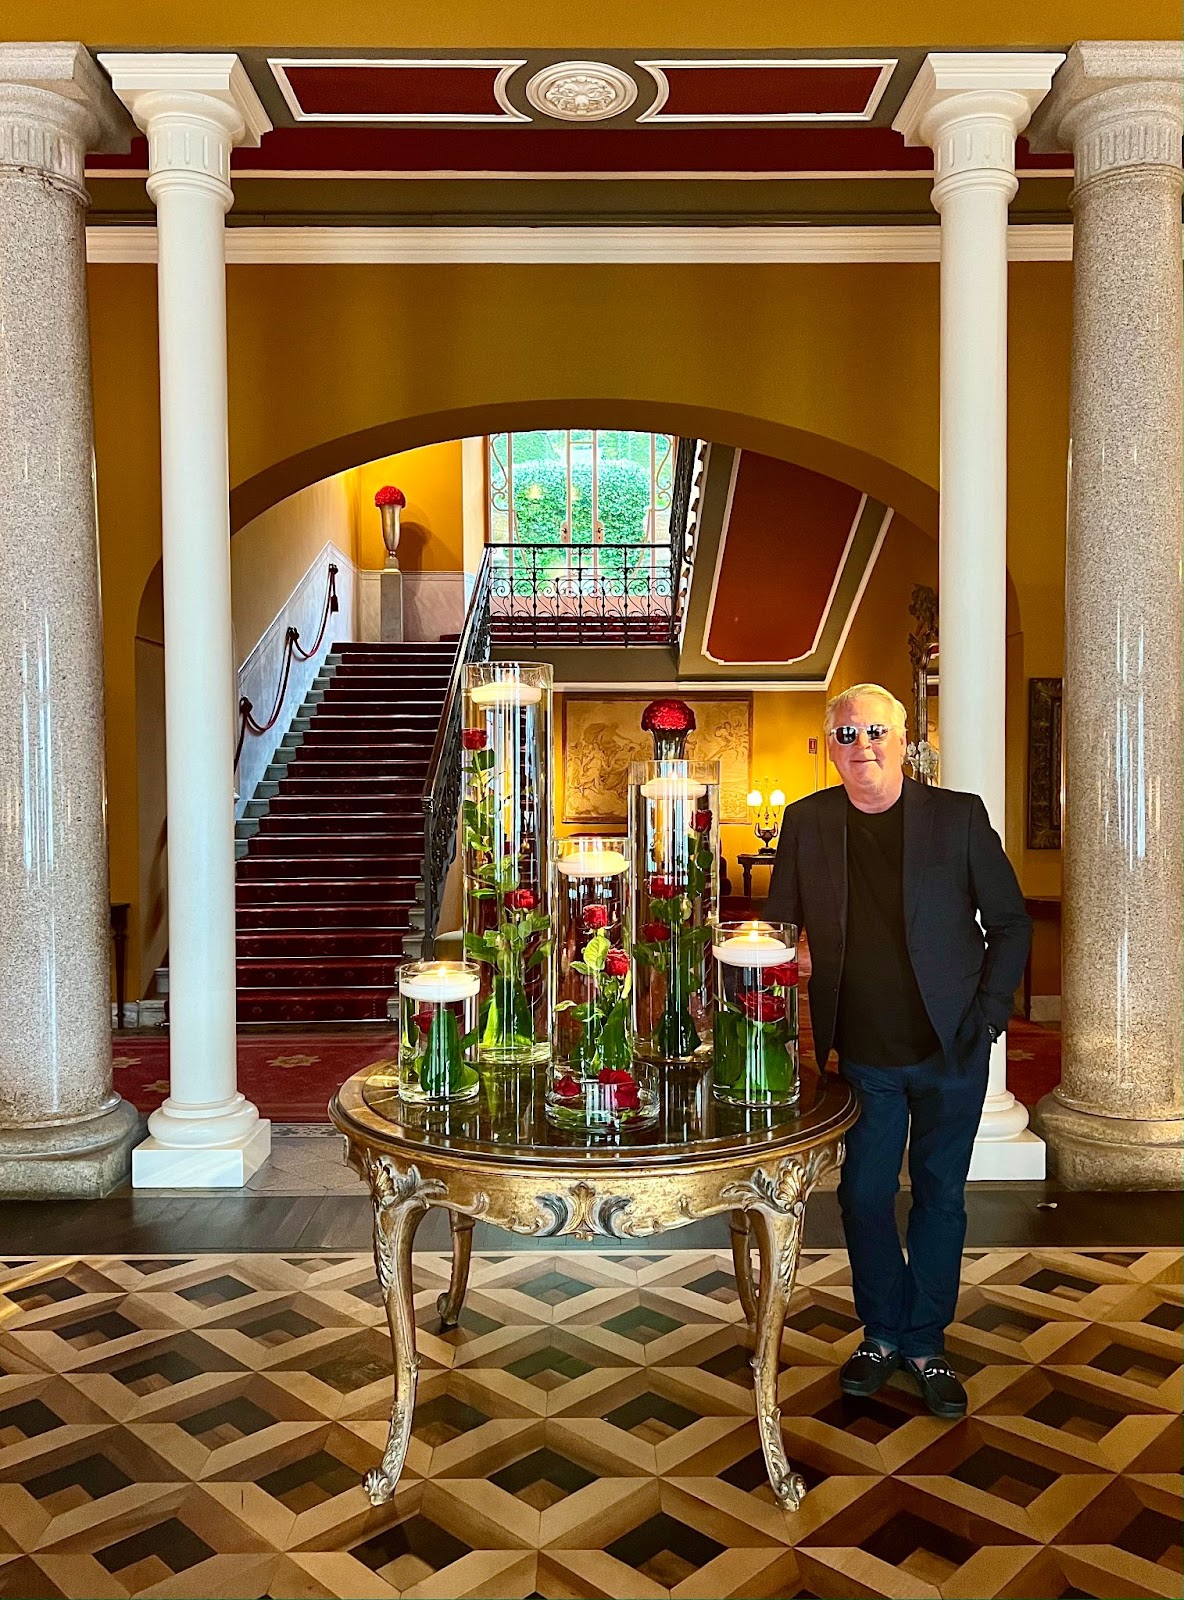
[824, 683, 907, 734]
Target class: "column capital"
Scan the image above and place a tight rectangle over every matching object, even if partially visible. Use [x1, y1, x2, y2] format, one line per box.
[894, 53, 1064, 205]
[1028, 42, 1183, 190]
[0, 42, 132, 201]
[99, 53, 271, 205]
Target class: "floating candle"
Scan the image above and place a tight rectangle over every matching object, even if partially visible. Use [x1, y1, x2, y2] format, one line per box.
[640, 775, 708, 802]
[714, 930, 793, 967]
[556, 848, 629, 877]
[399, 963, 481, 1002]
[470, 678, 543, 708]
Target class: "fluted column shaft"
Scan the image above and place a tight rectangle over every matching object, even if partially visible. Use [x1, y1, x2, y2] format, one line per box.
[0, 45, 140, 1195]
[1030, 42, 1183, 1187]
[102, 55, 272, 1187]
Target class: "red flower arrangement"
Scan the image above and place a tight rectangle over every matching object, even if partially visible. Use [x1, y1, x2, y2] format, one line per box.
[461, 728, 487, 751]
[598, 1068, 640, 1110]
[582, 904, 609, 931]
[505, 888, 536, 911]
[373, 485, 406, 509]
[641, 699, 696, 735]
[648, 875, 679, 899]
[604, 948, 629, 978]
[641, 921, 670, 944]
[553, 1074, 582, 1098]
[768, 961, 799, 987]
[691, 809, 712, 833]
[412, 1007, 436, 1033]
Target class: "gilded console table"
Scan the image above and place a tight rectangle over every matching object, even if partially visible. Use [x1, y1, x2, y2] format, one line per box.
[329, 1066, 857, 1510]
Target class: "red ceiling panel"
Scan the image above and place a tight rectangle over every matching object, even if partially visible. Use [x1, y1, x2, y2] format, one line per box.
[280, 63, 506, 119]
[651, 64, 885, 119]
[707, 454, 862, 664]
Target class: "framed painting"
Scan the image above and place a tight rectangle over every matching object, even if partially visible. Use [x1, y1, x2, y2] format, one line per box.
[562, 695, 753, 826]
[1027, 677, 1063, 849]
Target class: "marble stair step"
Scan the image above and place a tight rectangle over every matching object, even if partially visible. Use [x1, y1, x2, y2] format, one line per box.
[236, 876, 419, 903]
[247, 831, 424, 856]
[236, 985, 395, 1023]
[236, 901, 414, 929]
[237, 853, 422, 879]
[255, 811, 424, 834]
[236, 928, 409, 957]
[237, 954, 404, 987]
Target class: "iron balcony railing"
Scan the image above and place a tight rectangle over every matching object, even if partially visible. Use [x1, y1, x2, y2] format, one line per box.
[487, 542, 678, 648]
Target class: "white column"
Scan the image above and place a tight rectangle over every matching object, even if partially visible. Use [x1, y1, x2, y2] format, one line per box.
[101, 55, 272, 1187]
[895, 54, 1062, 1179]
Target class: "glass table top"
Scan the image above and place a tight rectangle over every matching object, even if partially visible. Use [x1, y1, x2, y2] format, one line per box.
[338, 1062, 855, 1169]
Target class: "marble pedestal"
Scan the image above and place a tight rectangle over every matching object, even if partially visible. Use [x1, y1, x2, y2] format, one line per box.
[380, 567, 405, 642]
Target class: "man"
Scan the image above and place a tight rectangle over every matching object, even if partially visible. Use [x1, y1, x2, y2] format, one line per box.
[765, 683, 1030, 1418]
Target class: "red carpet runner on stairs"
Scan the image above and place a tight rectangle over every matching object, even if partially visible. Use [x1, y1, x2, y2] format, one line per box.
[235, 640, 455, 1024]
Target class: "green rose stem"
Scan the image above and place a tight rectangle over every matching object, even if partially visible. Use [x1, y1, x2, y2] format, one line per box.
[420, 1007, 468, 1098]
[657, 924, 699, 1059]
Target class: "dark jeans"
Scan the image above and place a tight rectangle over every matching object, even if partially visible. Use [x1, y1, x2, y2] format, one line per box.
[838, 1050, 988, 1359]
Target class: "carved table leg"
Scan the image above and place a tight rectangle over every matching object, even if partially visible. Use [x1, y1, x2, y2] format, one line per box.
[437, 1210, 475, 1327]
[363, 1159, 441, 1507]
[747, 1202, 807, 1510]
[730, 1208, 758, 1329]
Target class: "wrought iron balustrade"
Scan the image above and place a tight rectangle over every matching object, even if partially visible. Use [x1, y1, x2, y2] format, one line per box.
[487, 543, 677, 647]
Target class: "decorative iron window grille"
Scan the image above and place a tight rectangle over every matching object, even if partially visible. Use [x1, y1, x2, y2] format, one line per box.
[488, 429, 676, 551]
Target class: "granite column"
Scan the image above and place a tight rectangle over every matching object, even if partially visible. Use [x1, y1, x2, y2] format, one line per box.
[0, 45, 140, 1196]
[1030, 43, 1184, 1188]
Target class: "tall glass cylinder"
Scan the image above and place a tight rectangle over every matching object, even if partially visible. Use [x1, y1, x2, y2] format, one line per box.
[461, 662, 553, 1064]
[628, 759, 720, 1063]
[712, 921, 799, 1106]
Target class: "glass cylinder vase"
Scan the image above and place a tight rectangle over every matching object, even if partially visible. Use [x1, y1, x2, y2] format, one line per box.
[398, 959, 481, 1103]
[711, 921, 800, 1106]
[461, 662, 553, 1065]
[546, 836, 657, 1132]
[628, 759, 720, 1064]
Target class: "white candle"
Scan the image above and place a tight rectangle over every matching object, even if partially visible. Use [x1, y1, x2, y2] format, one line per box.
[640, 775, 707, 802]
[470, 679, 543, 707]
[714, 933, 792, 968]
[556, 848, 629, 877]
[400, 964, 481, 1002]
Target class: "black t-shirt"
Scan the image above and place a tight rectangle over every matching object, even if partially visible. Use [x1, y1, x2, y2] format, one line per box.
[834, 793, 941, 1067]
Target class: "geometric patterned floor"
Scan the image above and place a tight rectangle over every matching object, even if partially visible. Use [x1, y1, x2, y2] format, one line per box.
[1, 1249, 1179, 1600]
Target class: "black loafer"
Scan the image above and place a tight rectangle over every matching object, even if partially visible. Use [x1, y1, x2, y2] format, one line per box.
[840, 1340, 900, 1396]
[903, 1357, 967, 1418]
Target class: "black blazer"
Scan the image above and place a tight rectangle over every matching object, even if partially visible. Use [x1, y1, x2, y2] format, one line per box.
[764, 777, 1032, 1070]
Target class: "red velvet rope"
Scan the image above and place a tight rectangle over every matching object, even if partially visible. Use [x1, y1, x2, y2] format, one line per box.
[235, 563, 339, 769]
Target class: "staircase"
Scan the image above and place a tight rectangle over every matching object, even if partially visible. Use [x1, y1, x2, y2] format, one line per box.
[234, 640, 455, 1023]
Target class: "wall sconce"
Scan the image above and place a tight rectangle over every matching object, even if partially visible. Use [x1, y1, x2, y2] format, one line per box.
[746, 782, 786, 854]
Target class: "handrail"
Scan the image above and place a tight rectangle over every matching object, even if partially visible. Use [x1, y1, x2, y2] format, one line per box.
[419, 550, 493, 954]
[235, 562, 339, 769]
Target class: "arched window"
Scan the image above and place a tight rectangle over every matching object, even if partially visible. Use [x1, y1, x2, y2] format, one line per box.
[488, 429, 676, 546]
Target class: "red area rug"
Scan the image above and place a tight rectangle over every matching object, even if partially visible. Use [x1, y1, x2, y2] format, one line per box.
[114, 1016, 1061, 1123]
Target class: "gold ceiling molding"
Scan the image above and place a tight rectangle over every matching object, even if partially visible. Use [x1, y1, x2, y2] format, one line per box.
[85, 221, 1077, 264]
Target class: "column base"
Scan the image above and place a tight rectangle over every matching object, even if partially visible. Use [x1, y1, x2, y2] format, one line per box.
[1034, 1093, 1183, 1191]
[132, 1118, 271, 1188]
[0, 1099, 143, 1199]
[968, 1128, 1047, 1181]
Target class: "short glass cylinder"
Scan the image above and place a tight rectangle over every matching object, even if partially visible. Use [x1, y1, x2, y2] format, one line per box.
[711, 921, 800, 1106]
[461, 662, 554, 1065]
[398, 960, 481, 1103]
[628, 759, 720, 1063]
[546, 836, 657, 1132]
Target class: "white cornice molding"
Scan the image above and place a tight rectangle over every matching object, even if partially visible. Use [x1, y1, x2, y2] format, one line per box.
[99, 53, 272, 147]
[84, 221, 1079, 265]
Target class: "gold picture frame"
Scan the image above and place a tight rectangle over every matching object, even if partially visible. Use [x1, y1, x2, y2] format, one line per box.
[561, 695, 753, 825]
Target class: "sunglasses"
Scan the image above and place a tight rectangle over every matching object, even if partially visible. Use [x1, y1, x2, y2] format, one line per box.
[828, 723, 894, 746]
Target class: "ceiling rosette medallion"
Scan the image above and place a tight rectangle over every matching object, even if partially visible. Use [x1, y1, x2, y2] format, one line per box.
[525, 61, 638, 122]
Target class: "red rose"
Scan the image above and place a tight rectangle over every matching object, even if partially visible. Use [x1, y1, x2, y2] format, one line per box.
[374, 485, 406, 508]
[604, 948, 629, 978]
[599, 1068, 640, 1111]
[582, 904, 609, 930]
[768, 961, 799, 987]
[461, 728, 487, 750]
[641, 921, 669, 944]
[648, 875, 679, 899]
[691, 809, 712, 833]
[553, 1074, 583, 1098]
[641, 698, 696, 735]
[739, 989, 786, 1024]
[412, 1007, 435, 1033]
[505, 888, 536, 911]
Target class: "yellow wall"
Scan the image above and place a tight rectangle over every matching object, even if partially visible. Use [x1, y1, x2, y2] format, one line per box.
[350, 442, 466, 573]
[89, 257, 1070, 989]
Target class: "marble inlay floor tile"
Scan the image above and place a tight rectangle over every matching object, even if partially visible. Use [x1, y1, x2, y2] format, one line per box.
[0, 1248, 1178, 1599]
